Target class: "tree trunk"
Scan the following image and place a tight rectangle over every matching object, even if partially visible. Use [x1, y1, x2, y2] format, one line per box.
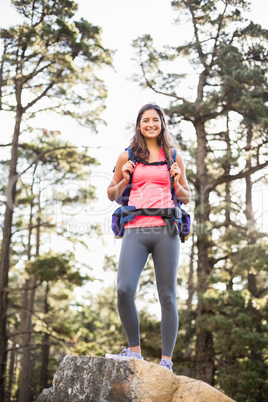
[0, 107, 22, 400]
[6, 346, 15, 402]
[18, 191, 40, 402]
[225, 117, 234, 291]
[244, 124, 257, 297]
[195, 329, 214, 383]
[224, 119, 232, 228]
[186, 238, 195, 310]
[194, 120, 215, 385]
[40, 283, 50, 392]
[182, 235, 196, 377]
[18, 277, 37, 402]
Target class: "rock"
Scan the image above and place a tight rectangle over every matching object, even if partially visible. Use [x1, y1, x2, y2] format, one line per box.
[36, 355, 234, 402]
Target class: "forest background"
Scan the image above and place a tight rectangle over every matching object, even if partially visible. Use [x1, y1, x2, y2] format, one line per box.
[0, 1, 267, 401]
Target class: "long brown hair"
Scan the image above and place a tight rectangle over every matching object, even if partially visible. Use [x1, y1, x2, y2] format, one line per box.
[130, 104, 174, 162]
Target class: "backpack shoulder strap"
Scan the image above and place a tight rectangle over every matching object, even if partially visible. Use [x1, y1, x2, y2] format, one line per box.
[127, 146, 138, 164]
[172, 148, 177, 162]
[168, 148, 177, 189]
[167, 148, 177, 168]
[127, 146, 132, 160]
[113, 147, 135, 173]
[126, 146, 138, 192]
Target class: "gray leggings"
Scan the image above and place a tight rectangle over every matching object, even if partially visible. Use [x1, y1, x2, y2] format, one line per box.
[117, 226, 180, 357]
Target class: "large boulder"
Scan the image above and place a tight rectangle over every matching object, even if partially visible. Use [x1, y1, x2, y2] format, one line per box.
[36, 355, 234, 401]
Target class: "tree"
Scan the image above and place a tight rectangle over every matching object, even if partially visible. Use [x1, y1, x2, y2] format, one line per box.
[0, 128, 98, 400]
[14, 131, 97, 401]
[0, 0, 112, 397]
[132, 0, 268, 387]
[24, 252, 88, 400]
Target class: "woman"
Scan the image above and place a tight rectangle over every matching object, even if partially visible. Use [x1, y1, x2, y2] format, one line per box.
[105, 104, 191, 371]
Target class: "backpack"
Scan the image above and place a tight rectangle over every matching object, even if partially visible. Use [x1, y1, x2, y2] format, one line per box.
[111, 147, 191, 242]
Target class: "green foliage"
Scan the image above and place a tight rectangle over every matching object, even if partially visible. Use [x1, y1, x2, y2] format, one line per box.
[25, 252, 87, 285]
[1, 1, 267, 400]
[0, 0, 113, 129]
[0, 1, 114, 399]
[131, 0, 268, 398]
[71, 287, 126, 357]
[196, 285, 268, 400]
[1, 110, 100, 400]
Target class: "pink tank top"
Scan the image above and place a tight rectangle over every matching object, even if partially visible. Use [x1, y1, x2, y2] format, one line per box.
[125, 148, 175, 228]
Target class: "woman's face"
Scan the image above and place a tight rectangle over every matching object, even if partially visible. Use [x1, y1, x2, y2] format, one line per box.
[139, 109, 162, 140]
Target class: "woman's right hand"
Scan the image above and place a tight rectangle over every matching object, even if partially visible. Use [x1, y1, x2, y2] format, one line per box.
[122, 160, 135, 182]
[107, 151, 135, 201]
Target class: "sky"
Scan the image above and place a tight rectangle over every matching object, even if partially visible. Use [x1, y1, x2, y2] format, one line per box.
[0, 0, 267, 302]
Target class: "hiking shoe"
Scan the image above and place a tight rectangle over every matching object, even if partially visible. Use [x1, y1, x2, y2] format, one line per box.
[159, 358, 173, 372]
[104, 346, 143, 360]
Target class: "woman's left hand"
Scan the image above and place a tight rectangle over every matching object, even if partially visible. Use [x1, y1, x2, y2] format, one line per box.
[170, 162, 181, 181]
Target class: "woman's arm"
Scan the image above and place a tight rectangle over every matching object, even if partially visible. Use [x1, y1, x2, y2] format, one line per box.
[170, 152, 191, 205]
[107, 151, 136, 201]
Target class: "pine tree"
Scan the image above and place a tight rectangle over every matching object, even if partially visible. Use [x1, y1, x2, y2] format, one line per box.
[132, 0, 268, 388]
[1, 129, 97, 400]
[0, 1, 112, 398]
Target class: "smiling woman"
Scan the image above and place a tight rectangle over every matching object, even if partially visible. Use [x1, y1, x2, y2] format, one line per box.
[129, 104, 176, 164]
[105, 103, 191, 371]
[140, 109, 162, 140]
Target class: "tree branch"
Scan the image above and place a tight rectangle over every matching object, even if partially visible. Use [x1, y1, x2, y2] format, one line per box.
[18, 145, 76, 177]
[23, 81, 55, 112]
[212, 160, 268, 188]
[188, 5, 207, 68]
[209, 2, 228, 68]
[139, 59, 193, 105]
[21, 59, 51, 86]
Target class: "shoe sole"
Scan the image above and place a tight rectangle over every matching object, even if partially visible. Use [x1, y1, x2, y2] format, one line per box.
[103, 353, 143, 360]
[103, 354, 133, 360]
